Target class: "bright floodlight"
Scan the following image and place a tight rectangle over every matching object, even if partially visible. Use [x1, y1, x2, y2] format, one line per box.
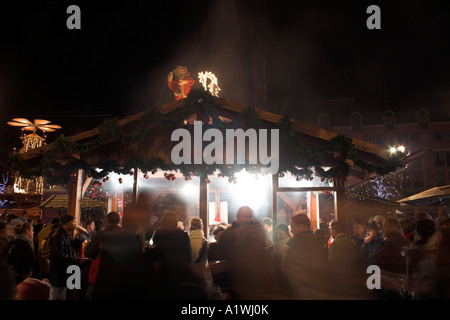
[389, 145, 406, 154]
[182, 183, 198, 196]
[231, 170, 268, 209]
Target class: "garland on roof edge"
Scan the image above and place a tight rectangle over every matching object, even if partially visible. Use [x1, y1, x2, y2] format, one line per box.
[8, 89, 405, 186]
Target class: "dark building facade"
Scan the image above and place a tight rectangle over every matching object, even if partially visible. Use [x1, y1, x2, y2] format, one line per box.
[267, 94, 450, 200]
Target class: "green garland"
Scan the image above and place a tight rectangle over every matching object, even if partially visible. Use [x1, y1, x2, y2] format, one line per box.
[9, 89, 405, 185]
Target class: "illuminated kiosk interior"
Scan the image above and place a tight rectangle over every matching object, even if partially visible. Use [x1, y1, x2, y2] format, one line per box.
[95, 167, 336, 236]
[13, 91, 395, 235]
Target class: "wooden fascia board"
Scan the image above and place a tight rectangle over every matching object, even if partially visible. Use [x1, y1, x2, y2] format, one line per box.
[18, 97, 388, 164]
[215, 97, 389, 160]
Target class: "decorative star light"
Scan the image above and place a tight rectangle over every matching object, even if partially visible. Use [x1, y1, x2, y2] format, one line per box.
[198, 71, 221, 97]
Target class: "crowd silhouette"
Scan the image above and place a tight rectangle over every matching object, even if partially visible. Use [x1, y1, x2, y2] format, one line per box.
[1, 206, 449, 300]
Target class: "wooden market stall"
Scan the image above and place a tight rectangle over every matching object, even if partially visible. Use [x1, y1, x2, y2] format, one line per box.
[11, 90, 401, 235]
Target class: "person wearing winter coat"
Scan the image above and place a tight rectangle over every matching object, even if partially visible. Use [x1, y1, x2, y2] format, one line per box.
[3, 222, 37, 285]
[48, 214, 85, 300]
[373, 218, 410, 274]
[189, 218, 208, 264]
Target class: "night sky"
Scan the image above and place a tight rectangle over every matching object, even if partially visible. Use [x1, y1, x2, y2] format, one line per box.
[0, 0, 449, 149]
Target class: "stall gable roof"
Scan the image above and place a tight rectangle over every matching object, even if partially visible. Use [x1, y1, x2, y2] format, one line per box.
[20, 96, 389, 162]
[40, 194, 105, 209]
[398, 185, 450, 206]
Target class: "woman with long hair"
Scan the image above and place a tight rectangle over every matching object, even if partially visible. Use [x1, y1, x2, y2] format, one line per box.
[4, 222, 37, 285]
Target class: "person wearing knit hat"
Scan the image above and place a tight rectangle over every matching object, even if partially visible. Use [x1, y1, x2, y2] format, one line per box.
[15, 278, 53, 300]
[61, 214, 75, 226]
[372, 215, 385, 237]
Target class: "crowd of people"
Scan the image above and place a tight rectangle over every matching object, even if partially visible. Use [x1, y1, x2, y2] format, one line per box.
[1, 207, 449, 300]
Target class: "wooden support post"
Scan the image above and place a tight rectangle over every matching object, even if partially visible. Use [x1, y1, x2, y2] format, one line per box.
[199, 175, 208, 237]
[81, 176, 93, 197]
[68, 169, 84, 226]
[107, 195, 113, 213]
[132, 168, 140, 207]
[272, 174, 278, 228]
[308, 191, 320, 232]
[316, 192, 321, 230]
[334, 173, 347, 226]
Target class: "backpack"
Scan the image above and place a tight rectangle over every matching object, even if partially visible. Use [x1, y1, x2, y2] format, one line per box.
[37, 228, 57, 275]
[38, 236, 52, 260]
[38, 227, 58, 260]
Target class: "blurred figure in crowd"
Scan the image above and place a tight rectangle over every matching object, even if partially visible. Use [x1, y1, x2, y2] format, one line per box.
[0, 265, 16, 300]
[414, 227, 450, 299]
[399, 217, 415, 243]
[360, 222, 383, 266]
[151, 211, 192, 298]
[402, 219, 436, 278]
[189, 217, 208, 264]
[262, 217, 273, 242]
[273, 223, 291, 274]
[373, 218, 409, 274]
[48, 214, 85, 300]
[0, 221, 14, 254]
[2, 222, 37, 286]
[84, 211, 121, 300]
[328, 221, 366, 299]
[92, 210, 147, 300]
[285, 214, 328, 299]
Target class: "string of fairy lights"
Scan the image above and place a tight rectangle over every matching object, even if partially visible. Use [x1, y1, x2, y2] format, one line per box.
[347, 165, 409, 205]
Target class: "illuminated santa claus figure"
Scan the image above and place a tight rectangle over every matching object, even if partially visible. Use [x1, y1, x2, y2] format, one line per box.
[167, 65, 195, 100]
